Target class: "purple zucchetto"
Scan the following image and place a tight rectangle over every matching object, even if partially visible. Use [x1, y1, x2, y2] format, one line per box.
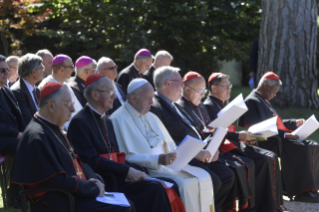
[52, 54, 69, 65]
[135, 48, 153, 57]
[75, 56, 93, 67]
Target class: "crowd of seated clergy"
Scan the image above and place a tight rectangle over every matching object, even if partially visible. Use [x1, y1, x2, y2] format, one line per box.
[0, 48, 318, 212]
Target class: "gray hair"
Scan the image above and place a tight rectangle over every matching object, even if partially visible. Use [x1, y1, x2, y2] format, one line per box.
[96, 57, 113, 73]
[36, 49, 53, 58]
[83, 76, 107, 100]
[257, 78, 282, 89]
[154, 50, 173, 63]
[75, 61, 94, 75]
[154, 66, 180, 90]
[134, 55, 153, 63]
[18, 53, 43, 78]
[5, 56, 19, 65]
[0, 55, 6, 62]
[39, 84, 68, 108]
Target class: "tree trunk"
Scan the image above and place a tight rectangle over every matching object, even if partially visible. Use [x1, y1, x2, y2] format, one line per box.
[257, 0, 319, 109]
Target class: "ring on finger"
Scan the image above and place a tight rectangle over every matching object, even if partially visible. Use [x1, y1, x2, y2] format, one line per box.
[169, 159, 173, 163]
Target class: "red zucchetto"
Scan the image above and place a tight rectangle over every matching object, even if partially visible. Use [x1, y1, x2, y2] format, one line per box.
[262, 71, 280, 80]
[39, 82, 63, 99]
[85, 73, 105, 88]
[182, 71, 203, 82]
[208, 72, 223, 84]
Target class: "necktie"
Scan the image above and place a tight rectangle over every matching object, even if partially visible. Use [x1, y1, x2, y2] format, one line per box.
[33, 88, 39, 106]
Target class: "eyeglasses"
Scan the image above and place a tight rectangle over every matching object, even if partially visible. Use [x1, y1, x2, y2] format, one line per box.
[217, 84, 233, 89]
[169, 79, 184, 86]
[8, 66, 17, 71]
[53, 100, 75, 109]
[95, 89, 115, 96]
[0, 68, 9, 74]
[100, 65, 118, 71]
[187, 86, 206, 95]
[63, 65, 75, 69]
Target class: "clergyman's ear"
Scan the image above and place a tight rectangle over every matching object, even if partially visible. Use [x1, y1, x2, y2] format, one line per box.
[263, 82, 269, 89]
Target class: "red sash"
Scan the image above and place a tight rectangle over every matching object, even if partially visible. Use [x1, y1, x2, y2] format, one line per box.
[277, 116, 293, 133]
[73, 158, 86, 180]
[165, 187, 186, 212]
[100, 152, 126, 164]
[219, 125, 238, 152]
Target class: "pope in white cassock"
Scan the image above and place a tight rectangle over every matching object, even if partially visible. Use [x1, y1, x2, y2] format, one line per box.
[110, 78, 215, 212]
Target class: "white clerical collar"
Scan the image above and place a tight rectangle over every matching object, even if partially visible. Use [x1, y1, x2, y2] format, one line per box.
[87, 103, 105, 118]
[125, 101, 143, 118]
[35, 112, 65, 131]
[22, 78, 36, 94]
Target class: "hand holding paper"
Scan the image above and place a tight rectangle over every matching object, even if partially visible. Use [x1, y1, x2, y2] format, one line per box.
[291, 115, 319, 141]
[205, 127, 228, 162]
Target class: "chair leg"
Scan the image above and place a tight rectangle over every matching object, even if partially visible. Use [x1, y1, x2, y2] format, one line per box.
[20, 185, 27, 212]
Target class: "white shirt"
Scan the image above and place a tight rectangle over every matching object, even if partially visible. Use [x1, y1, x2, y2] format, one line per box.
[22, 78, 38, 110]
[113, 82, 124, 104]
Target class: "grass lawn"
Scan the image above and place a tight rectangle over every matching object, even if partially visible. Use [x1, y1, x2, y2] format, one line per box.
[0, 86, 318, 210]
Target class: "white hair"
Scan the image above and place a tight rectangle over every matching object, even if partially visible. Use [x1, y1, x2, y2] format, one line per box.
[96, 57, 113, 73]
[257, 78, 282, 89]
[5, 56, 19, 65]
[75, 62, 94, 75]
[154, 50, 173, 63]
[154, 66, 180, 90]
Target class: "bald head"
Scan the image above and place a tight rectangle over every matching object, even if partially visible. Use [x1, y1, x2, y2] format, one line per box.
[128, 82, 154, 115]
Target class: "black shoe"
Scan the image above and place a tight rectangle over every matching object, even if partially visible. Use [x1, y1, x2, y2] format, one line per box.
[294, 191, 319, 203]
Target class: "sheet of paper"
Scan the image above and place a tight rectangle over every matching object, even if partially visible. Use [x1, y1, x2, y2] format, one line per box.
[208, 94, 248, 128]
[96, 192, 130, 207]
[167, 135, 206, 171]
[291, 115, 319, 141]
[145, 177, 174, 188]
[248, 116, 278, 138]
[205, 127, 228, 162]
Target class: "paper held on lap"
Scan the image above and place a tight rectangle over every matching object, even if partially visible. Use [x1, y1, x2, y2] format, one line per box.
[167, 135, 206, 171]
[248, 116, 278, 138]
[209, 94, 248, 128]
[291, 114, 319, 141]
[96, 192, 131, 207]
[145, 177, 174, 188]
[205, 127, 228, 162]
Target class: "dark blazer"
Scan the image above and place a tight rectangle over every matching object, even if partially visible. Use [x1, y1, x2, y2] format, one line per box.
[67, 76, 87, 107]
[10, 78, 39, 127]
[150, 94, 202, 145]
[0, 86, 25, 152]
[238, 90, 297, 138]
[107, 82, 127, 116]
[144, 66, 156, 89]
[116, 64, 141, 93]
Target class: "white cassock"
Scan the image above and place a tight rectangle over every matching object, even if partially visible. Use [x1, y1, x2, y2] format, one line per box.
[38, 75, 82, 130]
[110, 102, 214, 212]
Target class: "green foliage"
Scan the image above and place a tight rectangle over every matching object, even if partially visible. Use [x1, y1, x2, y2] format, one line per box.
[32, 0, 261, 78]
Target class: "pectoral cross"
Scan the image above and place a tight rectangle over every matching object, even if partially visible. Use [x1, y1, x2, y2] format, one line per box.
[76, 164, 84, 179]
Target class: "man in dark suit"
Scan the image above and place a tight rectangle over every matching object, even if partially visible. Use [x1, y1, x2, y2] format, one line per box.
[11, 53, 43, 127]
[117, 48, 153, 92]
[149, 66, 237, 212]
[0, 54, 25, 208]
[97, 57, 127, 115]
[67, 56, 95, 107]
[144, 50, 173, 89]
[5, 56, 19, 88]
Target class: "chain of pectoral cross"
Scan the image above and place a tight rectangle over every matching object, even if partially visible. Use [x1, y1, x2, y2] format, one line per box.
[90, 108, 113, 160]
[34, 115, 84, 179]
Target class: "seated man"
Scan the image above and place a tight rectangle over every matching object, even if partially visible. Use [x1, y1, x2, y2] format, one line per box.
[67, 74, 173, 212]
[203, 72, 284, 211]
[175, 71, 255, 212]
[12, 82, 130, 212]
[11, 53, 43, 127]
[0, 55, 24, 156]
[67, 56, 96, 107]
[5, 56, 19, 87]
[149, 66, 235, 212]
[117, 48, 153, 92]
[38, 54, 83, 130]
[110, 78, 215, 212]
[144, 50, 173, 89]
[238, 71, 319, 203]
[97, 57, 126, 115]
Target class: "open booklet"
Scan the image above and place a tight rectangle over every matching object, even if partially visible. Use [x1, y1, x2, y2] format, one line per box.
[291, 115, 319, 141]
[205, 127, 228, 162]
[248, 116, 278, 138]
[208, 94, 248, 128]
[96, 192, 131, 207]
[167, 135, 206, 171]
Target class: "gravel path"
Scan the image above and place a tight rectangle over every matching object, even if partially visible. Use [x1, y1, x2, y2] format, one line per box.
[283, 196, 319, 212]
